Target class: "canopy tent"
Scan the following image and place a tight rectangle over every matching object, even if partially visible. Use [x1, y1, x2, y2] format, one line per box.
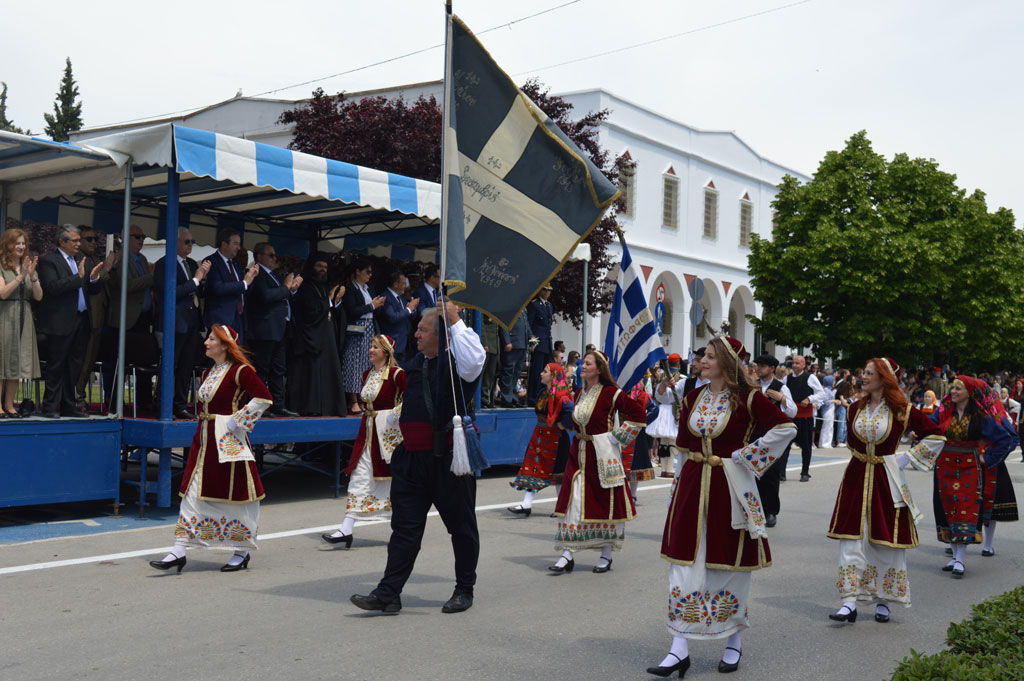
[1, 124, 441, 255]
[0, 123, 444, 421]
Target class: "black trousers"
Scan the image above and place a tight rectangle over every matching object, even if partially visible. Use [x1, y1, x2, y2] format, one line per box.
[757, 455, 783, 516]
[169, 329, 200, 411]
[526, 349, 552, 404]
[249, 338, 287, 406]
[794, 416, 814, 475]
[42, 312, 90, 414]
[372, 445, 479, 603]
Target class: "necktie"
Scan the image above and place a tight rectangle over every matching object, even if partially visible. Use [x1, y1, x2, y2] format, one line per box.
[229, 259, 243, 317]
[181, 259, 199, 308]
[68, 255, 86, 312]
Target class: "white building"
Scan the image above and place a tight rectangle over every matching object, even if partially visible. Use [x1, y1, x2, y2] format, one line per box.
[72, 83, 810, 358]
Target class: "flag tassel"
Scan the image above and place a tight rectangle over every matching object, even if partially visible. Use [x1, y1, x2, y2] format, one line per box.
[450, 415, 473, 476]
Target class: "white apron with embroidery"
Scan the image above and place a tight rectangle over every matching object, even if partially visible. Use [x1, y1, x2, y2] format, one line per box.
[346, 367, 398, 518]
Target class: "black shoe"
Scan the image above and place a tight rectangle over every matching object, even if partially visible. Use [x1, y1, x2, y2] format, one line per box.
[268, 407, 299, 418]
[548, 558, 574, 574]
[942, 562, 955, 572]
[718, 647, 742, 674]
[592, 557, 613, 573]
[829, 605, 857, 622]
[63, 410, 89, 418]
[951, 560, 965, 578]
[799, 473, 810, 482]
[875, 605, 890, 623]
[944, 546, 953, 556]
[765, 513, 777, 528]
[350, 593, 401, 614]
[549, 512, 558, 518]
[149, 556, 187, 573]
[778, 473, 787, 481]
[220, 554, 250, 572]
[981, 548, 995, 557]
[174, 408, 193, 420]
[441, 592, 473, 613]
[321, 532, 353, 548]
[42, 411, 60, 419]
[507, 505, 532, 517]
[646, 653, 690, 678]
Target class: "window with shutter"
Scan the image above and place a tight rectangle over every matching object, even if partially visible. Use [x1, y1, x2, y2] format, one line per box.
[662, 175, 678, 228]
[703, 187, 718, 238]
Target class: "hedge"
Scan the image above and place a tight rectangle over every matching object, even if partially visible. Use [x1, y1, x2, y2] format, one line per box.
[890, 585, 1024, 680]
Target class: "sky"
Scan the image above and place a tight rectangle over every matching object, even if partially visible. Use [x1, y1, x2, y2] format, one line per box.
[3, 0, 1022, 225]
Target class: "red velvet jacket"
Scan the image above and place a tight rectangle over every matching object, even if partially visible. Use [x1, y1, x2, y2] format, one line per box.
[346, 366, 406, 479]
[180, 363, 272, 504]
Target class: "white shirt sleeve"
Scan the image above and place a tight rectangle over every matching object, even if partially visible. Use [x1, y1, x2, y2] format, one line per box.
[448, 319, 486, 382]
[806, 374, 827, 407]
[778, 384, 798, 418]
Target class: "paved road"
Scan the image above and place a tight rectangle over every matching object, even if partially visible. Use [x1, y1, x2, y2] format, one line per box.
[2, 450, 1022, 681]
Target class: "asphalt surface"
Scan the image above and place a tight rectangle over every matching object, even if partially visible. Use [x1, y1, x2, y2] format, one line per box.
[2, 449, 1023, 681]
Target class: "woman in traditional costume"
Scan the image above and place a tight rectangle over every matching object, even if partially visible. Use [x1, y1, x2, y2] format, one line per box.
[549, 351, 644, 575]
[649, 336, 794, 678]
[507, 362, 573, 517]
[649, 358, 683, 478]
[927, 376, 1016, 577]
[623, 379, 656, 500]
[323, 334, 406, 547]
[150, 325, 272, 573]
[826, 358, 945, 624]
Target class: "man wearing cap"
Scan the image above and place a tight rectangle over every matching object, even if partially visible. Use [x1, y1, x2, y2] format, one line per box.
[526, 285, 554, 404]
[676, 346, 709, 399]
[784, 355, 826, 482]
[926, 366, 948, 401]
[753, 353, 797, 526]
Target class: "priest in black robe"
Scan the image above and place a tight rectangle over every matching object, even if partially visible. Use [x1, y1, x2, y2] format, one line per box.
[287, 253, 346, 416]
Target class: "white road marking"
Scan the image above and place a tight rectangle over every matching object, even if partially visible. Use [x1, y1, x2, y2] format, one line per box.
[0, 458, 849, 576]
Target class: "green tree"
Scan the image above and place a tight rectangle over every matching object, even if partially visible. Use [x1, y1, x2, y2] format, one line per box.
[748, 131, 1023, 369]
[43, 57, 83, 141]
[0, 82, 29, 134]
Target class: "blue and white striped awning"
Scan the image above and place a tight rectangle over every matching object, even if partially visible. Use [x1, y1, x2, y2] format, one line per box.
[1, 124, 441, 245]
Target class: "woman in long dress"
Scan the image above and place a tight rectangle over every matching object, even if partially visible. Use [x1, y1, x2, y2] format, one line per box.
[149, 325, 272, 573]
[927, 376, 1016, 577]
[977, 385, 1018, 557]
[507, 362, 573, 517]
[649, 336, 794, 678]
[550, 351, 644, 575]
[323, 334, 406, 547]
[0, 229, 41, 417]
[826, 358, 945, 624]
[342, 259, 385, 414]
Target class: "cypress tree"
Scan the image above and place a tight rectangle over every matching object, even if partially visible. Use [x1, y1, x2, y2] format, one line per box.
[43, 57, 83, 141]
[0, 82, 28, 134]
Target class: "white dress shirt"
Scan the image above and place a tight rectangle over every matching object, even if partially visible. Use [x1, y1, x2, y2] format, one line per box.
[760, 378, 798, 418]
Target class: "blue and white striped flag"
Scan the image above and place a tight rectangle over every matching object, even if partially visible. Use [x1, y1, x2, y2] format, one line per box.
[604, 240, 667, 390]
[442, 14, 620, 328]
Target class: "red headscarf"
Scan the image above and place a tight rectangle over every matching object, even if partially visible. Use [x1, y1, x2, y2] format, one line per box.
[542, 362, 573, 427]
[937, 375, 1000, 432]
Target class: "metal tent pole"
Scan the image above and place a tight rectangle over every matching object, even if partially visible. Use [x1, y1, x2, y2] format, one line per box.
[159, 168, 179, 421]
[115, 164, 133, 418]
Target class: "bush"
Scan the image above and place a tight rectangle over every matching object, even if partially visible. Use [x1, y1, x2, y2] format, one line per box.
[890, 586, 1024, 680]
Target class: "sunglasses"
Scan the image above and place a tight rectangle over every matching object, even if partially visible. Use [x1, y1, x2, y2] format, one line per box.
[130, 234, 145, 240]
[82, 236, 97, 243]
[182, 239, 196, 245]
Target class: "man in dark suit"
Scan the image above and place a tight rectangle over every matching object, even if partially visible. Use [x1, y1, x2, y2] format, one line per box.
[497, 308, 530, 407]
[409, 263, 440, 351]
[375, 270, 420, 363]
[526, 285, 554, 403]
[247, 242, 301, 417]
[154, 227, 210, 419]
[203, 227, 258, 342]
[75, 225, 111, 412]
[37, 225, 113, 418]
[104, 224, 156, 411]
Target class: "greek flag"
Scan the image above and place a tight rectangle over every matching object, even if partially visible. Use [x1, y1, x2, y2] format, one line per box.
[604, 240, 667, 390]
[441, 14, 620, 328]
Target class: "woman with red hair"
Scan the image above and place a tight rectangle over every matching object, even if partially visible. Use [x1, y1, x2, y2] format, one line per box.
[827, 358, 945, 624]
[149, 324, 272, 573]
[507, 362, 573, 517]
[929, 377, 1016, 574]
[550, 351, 644, 575]
[0, 229, 42, 417]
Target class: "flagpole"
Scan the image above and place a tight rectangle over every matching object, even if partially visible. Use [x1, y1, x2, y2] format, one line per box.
[615, 227, 671, 378]
[439, 0, 453, 289]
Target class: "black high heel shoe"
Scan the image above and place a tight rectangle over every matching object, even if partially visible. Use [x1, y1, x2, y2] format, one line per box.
[951, 560, 965, 578]
[221, 554, 250, 572]
[828, 605, 857, 622]
[592, 557, 613, 573]
[646, 653, 690, 678]
[149, 556, 186, 573]
[507, 505, 532, 517]
[547, 558, 574, 574]
[718, 647, 742, 673]
[321, 532, 353, 548]
[874, 605, 890, 623]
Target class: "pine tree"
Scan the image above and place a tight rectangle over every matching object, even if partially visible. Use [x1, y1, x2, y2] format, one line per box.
[0, 82, 28, 134]
[43, 58, 83, 141]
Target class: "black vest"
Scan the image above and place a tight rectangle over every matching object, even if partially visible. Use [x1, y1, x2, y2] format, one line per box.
[400, 350, 479, 448]
[762, 378, 784, 407]
[788, 371, 813, 404]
